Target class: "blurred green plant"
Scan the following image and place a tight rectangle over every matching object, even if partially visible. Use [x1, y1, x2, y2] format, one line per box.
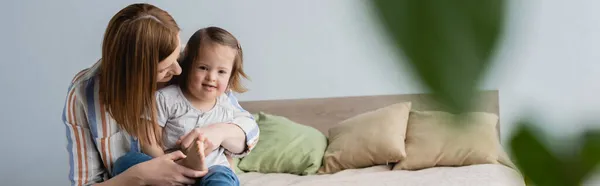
[370, 1, 600, 185]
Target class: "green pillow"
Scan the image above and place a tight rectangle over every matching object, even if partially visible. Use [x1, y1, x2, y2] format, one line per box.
[232, 157, 244, 174]
[237, 112, 328, 175]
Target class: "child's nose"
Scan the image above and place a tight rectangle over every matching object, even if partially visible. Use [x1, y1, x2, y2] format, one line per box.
[206, 71, 217, 81]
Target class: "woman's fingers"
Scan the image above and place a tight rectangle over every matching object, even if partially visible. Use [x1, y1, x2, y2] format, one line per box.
[175, 174, 196, 185]
[164, 150, 187, 161]
[133, 150, 209, 186]
[182, 169, 208, 178]
[178, 163, 209, 178]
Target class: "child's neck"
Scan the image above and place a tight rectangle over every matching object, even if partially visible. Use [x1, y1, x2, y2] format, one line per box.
[183, 91, 217, 112]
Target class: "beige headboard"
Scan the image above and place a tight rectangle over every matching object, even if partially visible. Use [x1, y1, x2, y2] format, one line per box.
[239, 90, 499, 137]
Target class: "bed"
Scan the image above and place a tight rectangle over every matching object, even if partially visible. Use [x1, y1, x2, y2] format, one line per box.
[237, 90, 526, 186]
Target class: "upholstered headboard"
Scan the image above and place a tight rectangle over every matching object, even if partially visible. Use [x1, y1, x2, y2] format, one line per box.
[239, 90, 500, 137]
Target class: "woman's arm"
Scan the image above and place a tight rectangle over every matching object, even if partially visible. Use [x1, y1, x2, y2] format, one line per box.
[141, 90, 173, 157]
[141, 143, 165, 157]
[63, 81, 106, 186]
[141, 125, 165, 158]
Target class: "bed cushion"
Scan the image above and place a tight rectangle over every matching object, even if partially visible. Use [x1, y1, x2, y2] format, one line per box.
[318, 102, 412, 174]
[393, 110, 515, 170]
[238, 164, 525, 186]
[237, 112, 327, 175]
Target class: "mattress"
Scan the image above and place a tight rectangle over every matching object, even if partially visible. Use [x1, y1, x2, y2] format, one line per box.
[238, 164, 525, 186]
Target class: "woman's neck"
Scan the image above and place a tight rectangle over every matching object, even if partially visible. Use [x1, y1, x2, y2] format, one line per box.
[157, 82, 168, 90]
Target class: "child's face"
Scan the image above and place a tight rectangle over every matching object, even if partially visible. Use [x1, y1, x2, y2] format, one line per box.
[187, 43, 236, 101]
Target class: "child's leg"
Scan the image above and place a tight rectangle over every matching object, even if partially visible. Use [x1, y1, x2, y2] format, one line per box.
[194, 165, 240, 186]
[111, 151, 153, 177]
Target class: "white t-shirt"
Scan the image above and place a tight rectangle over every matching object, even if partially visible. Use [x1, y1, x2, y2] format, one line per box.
[155, 84, 258, 168]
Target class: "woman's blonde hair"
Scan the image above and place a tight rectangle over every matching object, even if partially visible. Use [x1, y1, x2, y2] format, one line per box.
[99, 3, 179, 146]
[173, 26, 249, 93]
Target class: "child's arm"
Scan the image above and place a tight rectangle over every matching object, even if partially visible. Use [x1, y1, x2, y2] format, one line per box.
[221, 91, 260, 157]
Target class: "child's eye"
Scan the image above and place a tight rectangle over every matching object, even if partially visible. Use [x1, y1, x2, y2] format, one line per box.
[198, 66, 208, 70]
[218, 70, 228, 74]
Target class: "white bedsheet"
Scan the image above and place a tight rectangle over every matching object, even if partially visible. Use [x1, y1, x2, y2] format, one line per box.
[238, 164, 525, 186]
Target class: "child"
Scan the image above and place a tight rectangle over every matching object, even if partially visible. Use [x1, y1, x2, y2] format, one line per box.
[143, 26, 253, 176]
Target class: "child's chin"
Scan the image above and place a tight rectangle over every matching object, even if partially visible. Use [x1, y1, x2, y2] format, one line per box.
[199, 92, 221, 99]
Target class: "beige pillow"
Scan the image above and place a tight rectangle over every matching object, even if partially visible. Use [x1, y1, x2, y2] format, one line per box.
[393, 110, 514, 170]
[318, 102, 412, 174]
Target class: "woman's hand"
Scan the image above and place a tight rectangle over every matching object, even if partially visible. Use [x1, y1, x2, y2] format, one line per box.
[125, 150, 208, 185]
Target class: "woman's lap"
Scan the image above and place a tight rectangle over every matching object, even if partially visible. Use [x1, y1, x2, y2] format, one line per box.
[112, 151, 239, 186]
[111, 151, 153, 177]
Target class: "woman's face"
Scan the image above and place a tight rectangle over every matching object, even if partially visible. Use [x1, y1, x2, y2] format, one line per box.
[157, 35, 182, 83]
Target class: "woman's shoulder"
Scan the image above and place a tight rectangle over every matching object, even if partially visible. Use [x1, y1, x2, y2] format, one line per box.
[67, 62, 101, 99]
[70, 62, 100, 84]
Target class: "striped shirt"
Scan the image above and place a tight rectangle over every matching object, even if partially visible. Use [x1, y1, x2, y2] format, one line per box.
[62, 61, 260, 186]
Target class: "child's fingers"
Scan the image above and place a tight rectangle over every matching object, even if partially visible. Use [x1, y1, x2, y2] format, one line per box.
[202, 139, 216, 156]
[178, 129, 205, 150]
[204, 139, 214, 148]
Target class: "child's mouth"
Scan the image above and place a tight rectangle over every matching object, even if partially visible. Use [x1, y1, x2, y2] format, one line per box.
[202, 83, 217, 90]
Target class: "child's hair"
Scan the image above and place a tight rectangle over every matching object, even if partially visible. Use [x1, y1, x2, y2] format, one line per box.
[173, 26, 249, 93]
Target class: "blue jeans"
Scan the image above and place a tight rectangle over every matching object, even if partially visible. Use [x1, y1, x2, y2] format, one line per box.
[112, 152, 240, 186]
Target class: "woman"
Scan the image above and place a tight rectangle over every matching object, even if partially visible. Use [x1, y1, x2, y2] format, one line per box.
[62, 3, 258, 186]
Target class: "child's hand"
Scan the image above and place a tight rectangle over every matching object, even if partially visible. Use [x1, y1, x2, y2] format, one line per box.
[202, 139, 216, 156]
[176, 125, 225, 154]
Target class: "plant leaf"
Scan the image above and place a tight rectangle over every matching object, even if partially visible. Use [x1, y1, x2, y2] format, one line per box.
[509, 122, 569, 186]
[370, 0, 504, 113]
[578, 129, 600, 181]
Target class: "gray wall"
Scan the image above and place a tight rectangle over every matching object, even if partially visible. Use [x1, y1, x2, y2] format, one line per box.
[1, 0, 599, 185]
